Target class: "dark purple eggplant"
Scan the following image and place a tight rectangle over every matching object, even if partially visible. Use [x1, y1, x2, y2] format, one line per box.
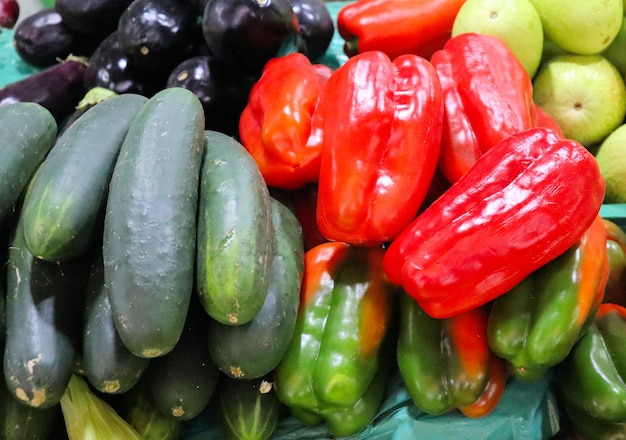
[289, 0, 333, 62]
[0, 58, 87, 122]
[13, 8, 102, 67]
[201, 0, 302, 78]
[84, 31, 167, 97]
[0, 0, 19, 29]
[54, 0, 134, 36]
[117, 0, 201, 73]
[166, 54, 254, 136]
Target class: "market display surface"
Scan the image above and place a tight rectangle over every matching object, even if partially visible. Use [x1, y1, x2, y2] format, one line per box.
[1, 0, 626, 439]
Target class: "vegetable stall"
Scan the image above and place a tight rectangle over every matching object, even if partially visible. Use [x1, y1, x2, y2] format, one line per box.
[1, 0, 625, 439]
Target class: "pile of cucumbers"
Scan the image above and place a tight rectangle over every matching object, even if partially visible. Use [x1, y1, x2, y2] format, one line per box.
[0, 87, 302, 439]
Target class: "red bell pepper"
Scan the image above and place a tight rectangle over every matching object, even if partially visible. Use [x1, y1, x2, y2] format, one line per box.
[383, 127, 605, 319]
[337, 0, 467, 60]
[238, 52, 333, 190]
[430, 33, 536, 184]
[316, 50, 443, 246]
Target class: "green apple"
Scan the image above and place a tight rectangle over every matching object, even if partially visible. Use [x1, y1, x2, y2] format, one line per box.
[452, 0, 543, 78]
[532, 54, 626, 148]
[528, 0, 623, 54]
[595, 123, 626, 203]
[602, 16, 626, 79]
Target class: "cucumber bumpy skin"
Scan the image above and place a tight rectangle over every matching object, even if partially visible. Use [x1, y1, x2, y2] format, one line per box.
[196, 130, 274, 326]
[103, 87, 205, 358]
[0, 102, 56, 224]
[21, 93, 148, 262]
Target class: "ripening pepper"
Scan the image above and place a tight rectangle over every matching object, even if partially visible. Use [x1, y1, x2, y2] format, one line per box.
[430, 33, 536, 184]
[383, 127, 605, 319]
[603, 219, 626, 306]
[273, 241, 396, 437]
[487, 214, 609, 382]
[397, 293, 506, 417]
[337, 0, 467, 60]
[238, 52, 333, 190]
[556, 303, 626, 424]
[316, 50, 443, 246]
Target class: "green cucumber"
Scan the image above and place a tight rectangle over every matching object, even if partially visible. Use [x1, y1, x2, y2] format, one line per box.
[103, 87, 205, 358]
[197, 130, 274, 325]
[0, 102, 56, 224]
[146, 302, 220, 421]
[21, 93, 148, 262]
[207, 197, 304, 379]
[115, 377, 183, 440]
[3, 215, 88, 409]
[0, 382, 61, 440]
[216, 376, 282, 440]
[83, 249, 150, 395]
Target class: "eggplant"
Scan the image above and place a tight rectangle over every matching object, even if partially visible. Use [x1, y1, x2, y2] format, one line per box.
[84, 31, 167, 97]
[117, 0, 201, 73]
[201, 0, 302, 78]
[166, 54, 254, 136]
[289, 0, 334, 62]
[0, 59, 87, 122]
[54, 0, 134, 36]
[13, 8, 101, 67]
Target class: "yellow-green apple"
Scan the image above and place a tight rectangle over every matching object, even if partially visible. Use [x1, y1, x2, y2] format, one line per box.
[452, 0, 543, 77]
[528, 0, 623, 54]
[532, 54, 626, 148]
[602, 16, 626, 79]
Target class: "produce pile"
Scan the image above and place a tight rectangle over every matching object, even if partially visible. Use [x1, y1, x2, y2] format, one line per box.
[2, 0, 626, 439]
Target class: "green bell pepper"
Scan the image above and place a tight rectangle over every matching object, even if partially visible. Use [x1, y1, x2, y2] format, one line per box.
[604, 218, 626, 305]
[562, 398, 626, 440]
[487, 215, 608, 381]
[556, 303, 626, 423]
[273, 241, 396, 437]
[397, 293, 506, 417]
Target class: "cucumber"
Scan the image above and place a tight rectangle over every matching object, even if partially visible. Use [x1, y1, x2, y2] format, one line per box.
[207, 197, 304, 379]
[82, 248, 150, 395]
[114, 377, 183, 440]
[0, 102, 56, 224]
[103, 87, 205, 358]
[3, 215, 88, 409]
[0, 382, 61, 440]
[216, 375, 282, 440]
[146, 302, 220, 421]
[21, 93, 148, 262]
[197, 130, 274, 325]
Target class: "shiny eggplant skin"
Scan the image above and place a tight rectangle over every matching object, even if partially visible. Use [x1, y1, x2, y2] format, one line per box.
[289, 0, 333, 62]
[201, 0, 301, 77]
[0, 59, 87, 122]
[117, 0, 201, 73]
[54, 0, 134, 36]
[84, 31, 167, 97]
[13, 8, 101, 67]
[167, 54, 254, 136]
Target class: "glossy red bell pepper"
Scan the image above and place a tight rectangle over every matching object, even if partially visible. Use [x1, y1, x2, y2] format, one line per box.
[337, 0, 467, 60]
[316, 50, 443, 246]
[239, 52, 333, 190]
[383, 127, 605, 319]
[430, 33, 536, 184]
